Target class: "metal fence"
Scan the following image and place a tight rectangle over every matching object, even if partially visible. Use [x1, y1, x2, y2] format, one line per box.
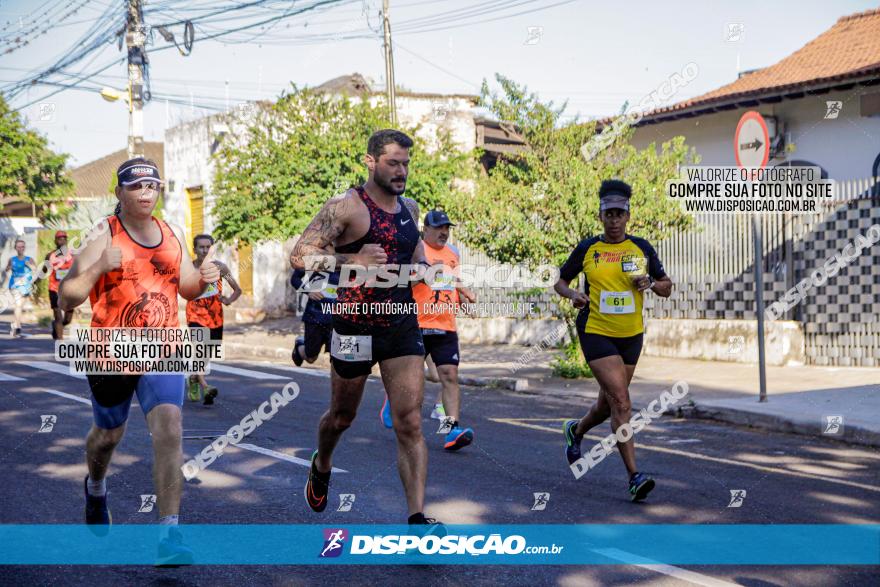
[452, 176, 880, 366]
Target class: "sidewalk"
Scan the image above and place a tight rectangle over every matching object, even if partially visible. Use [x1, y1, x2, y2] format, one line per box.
[222, 315, 880, 447]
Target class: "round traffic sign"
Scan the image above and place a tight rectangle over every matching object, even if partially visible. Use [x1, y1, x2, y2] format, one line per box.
[734, 111, 769, 169]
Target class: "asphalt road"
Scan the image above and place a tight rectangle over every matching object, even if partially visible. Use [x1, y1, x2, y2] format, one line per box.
[1, 325, 877, 586]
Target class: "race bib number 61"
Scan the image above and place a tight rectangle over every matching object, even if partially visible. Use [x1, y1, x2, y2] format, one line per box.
[599, 290, 635, 314]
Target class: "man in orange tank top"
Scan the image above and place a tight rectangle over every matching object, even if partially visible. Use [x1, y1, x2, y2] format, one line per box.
[46, 230, 74, 340]
[185, 233, 241, 404]
[410, 210, 476, 451]
[60, 157, 220, 566]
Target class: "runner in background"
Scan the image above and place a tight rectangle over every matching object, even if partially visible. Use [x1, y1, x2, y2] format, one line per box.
[3, 238, 36, 337]
[290, 267, 339, 366]
[414, 210, 476, 450]
[382, 210, 477, 450]
[554, 179, 672, 502]
[185, 234, 241, 404]
[46, 231, 75, 340]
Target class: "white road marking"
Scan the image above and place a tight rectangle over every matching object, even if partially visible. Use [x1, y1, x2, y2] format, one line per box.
[593, 548, 740, 587]
[0, 370, 25, 381]
[235, 443, 347, 473]
[667, 439, 702, 444]
[0, 353, 56, 360]
[208, 363, 287, 380]
[19, 388, 327, 474]
[491, 418, 880, 494]
[43, 389, 91, 406]
[255, 363, 331, 378]
[17, 361, 85, 379]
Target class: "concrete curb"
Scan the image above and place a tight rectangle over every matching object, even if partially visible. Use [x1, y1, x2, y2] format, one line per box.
[685, 403, 880, 448]
[222, 341, 529, 391]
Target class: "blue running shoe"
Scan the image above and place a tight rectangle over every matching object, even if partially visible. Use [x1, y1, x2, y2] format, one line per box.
[156, 526, 195, 567]
[563, 419, 582, 465]
[628, 472, 655, 502]
[380, 394, 393, 429]
[83, 476, 111, 535]
[443, 426, 473, 451]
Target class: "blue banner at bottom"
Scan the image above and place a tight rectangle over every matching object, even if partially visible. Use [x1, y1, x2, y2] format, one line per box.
[1, 525, 878, 565]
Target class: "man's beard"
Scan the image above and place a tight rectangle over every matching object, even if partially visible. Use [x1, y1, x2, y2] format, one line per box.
[374, 171, 407, 196]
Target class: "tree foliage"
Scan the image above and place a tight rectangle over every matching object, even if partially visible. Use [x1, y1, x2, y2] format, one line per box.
[0, 94, 73, 216]
[211, 88, 472, 243]
[446, 74, 696, 270]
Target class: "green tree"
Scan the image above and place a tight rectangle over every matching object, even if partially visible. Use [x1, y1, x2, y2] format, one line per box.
[0, 94, 73, 218]
[445, 74, 696, 376]
[211, 87, 471, 244]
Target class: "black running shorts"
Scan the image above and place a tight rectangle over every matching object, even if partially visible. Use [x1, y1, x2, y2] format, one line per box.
[578, 332, 644, 366]
[330, 314, 424, 379]
[303, 321, 333, 359]
[421, 329, 460, 367]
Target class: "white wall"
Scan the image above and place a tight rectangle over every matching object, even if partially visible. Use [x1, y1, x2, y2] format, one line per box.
[631, 87, 880, 181]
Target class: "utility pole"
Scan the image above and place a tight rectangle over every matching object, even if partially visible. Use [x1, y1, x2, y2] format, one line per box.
[126, 0, 146, 159]
[381, 0, 397, 124]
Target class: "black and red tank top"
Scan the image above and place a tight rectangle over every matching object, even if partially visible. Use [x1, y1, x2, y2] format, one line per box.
[89, 215, 182, 328]
[335, 186, 420, 326]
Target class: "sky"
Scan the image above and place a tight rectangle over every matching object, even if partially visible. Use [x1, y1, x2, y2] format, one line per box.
[1, 0, 876, 166]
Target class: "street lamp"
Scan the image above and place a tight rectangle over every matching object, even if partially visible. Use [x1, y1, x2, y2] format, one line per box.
[100, 87, 129, 105]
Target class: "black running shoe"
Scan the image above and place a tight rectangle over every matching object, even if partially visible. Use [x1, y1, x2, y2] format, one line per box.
[83, 476, 111, 535]
[628, 472, 655, 502]
[563, 419, 582, 465]
[156, 526, 194, 567]
[304, 450, 331, 512]
[203, 387, 218, 406]
[408, 512, 447, 545]
[292, 336, 305, 367]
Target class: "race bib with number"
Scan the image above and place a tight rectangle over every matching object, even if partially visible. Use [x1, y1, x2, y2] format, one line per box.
[430, 273, 455, 291]
[599, 290, 635, 314]
[331, 331, 373, 362]
[55, 269, 69, 281]
[195, 281, 220, 300]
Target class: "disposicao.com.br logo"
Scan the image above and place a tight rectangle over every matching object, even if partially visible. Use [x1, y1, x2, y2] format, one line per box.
[325, 530, 562, 557]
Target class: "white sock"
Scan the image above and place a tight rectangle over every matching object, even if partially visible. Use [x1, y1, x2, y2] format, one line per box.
[87, 476, 106, 496]
[159, 514, 179, 526]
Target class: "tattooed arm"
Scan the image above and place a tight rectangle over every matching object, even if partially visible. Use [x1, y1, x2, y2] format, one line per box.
[291, 191, 388, 271]
[290, 194, 349, 271]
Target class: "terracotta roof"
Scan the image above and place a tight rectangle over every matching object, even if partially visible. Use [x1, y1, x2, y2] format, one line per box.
[638, 8, 880, 124]
[70, 142, 163, 199]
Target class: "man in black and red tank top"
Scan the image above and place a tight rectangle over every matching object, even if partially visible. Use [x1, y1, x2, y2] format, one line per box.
[292, 129, 441, 531]
[60, 157, 220, 565]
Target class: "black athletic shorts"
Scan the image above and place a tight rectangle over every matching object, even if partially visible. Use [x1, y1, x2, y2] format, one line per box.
[49, 290, 60, 310]
[578, 332, 644, 366]
[330, 314, 424, 379]
[188, 322, 223, 341]
[303, 321, 333, 359]
[421, 328, 460, 367]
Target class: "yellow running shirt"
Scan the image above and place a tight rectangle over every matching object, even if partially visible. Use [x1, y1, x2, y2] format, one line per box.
[559, 235, 666, 338]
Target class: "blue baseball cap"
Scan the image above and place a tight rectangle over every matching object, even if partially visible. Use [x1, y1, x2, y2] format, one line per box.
[117, 159, 163, 186]
[424, 210, 455, 227]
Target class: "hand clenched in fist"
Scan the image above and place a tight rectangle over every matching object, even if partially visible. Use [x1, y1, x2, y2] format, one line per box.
[99, 246, 123, 274]
[354, 243, 387, 267]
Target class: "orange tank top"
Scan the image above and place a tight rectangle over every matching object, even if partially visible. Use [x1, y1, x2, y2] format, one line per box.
[48, 248, 74, 293]
[413, 243, 460, 332]
[186, 272, 223, 329]
[89, 215, 182, 328]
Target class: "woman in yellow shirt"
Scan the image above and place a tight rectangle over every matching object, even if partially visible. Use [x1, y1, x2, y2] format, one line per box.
[554, 179, 673, 502]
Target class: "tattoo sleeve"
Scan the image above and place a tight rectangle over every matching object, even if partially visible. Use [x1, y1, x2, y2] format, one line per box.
[291, 196, 350, 271]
